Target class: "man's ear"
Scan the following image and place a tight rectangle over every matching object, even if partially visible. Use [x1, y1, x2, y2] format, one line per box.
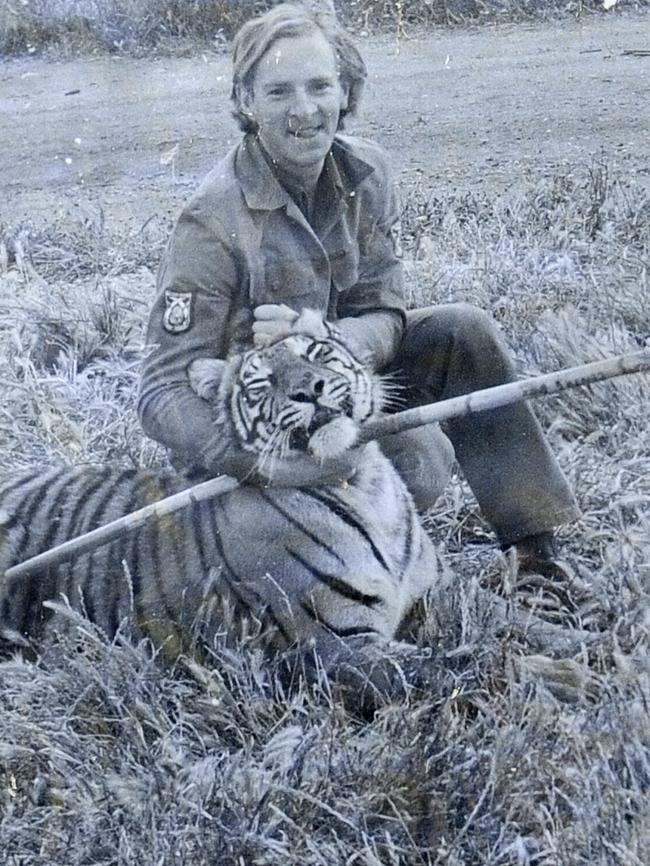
[238, 84, 256, 122]
[188, 358, 228, 400]
[339, 84, 349, 113]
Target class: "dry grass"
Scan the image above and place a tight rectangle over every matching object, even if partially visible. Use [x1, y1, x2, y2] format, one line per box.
[2, 0, 648, 57]
[1, 161, 649, 863]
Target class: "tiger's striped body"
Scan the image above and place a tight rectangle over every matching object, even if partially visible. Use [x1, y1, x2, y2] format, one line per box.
[0, 319, 439, 690]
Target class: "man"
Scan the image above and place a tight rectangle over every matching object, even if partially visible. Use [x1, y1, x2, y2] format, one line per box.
[138, 3, 580, 582]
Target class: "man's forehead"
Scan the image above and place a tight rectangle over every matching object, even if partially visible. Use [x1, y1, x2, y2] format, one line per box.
[254, 33, 338, 80]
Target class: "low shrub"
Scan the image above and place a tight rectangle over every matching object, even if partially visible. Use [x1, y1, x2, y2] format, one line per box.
[2, 0, 647, 57]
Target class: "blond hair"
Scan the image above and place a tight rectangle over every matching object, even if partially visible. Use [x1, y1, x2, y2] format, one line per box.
[231, 3, 367, 133]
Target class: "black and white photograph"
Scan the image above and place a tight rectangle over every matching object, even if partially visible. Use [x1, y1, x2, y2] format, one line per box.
[0, 1, 649, 862]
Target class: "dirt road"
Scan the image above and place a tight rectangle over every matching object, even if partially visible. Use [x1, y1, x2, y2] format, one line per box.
[1, 13, 648, 227]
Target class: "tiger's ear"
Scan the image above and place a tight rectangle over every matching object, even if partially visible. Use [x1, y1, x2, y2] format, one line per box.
[187, 358, 228, 400]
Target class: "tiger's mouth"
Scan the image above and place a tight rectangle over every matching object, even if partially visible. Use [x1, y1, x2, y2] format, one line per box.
[288, 407, 340, 452]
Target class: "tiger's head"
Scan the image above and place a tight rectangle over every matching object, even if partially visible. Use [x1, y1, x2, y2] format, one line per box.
[188, 312, 385, 468]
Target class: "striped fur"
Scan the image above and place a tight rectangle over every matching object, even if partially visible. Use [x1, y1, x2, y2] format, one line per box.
[0, 325, 439, 695]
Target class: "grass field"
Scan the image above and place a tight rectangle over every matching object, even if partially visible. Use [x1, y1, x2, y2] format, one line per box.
[0, 156, 649, 863]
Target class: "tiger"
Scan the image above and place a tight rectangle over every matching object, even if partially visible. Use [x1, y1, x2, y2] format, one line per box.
[0, 311, 441, 705]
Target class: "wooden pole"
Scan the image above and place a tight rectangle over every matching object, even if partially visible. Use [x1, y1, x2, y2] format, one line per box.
[359, 348, 650, 442]
[4, 476, 239, 580]
[5, 348, 649, 579]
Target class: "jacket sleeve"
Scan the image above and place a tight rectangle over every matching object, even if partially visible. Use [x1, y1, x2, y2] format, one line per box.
[138, 204, 244, 468]
[336, 153, 406, 370]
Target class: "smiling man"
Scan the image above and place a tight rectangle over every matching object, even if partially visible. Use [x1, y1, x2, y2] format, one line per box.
[138, 2, 585, 595]
[240, 27, 344, 204]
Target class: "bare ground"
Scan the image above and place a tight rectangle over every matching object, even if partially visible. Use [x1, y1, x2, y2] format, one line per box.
[1, 12, 648, 229]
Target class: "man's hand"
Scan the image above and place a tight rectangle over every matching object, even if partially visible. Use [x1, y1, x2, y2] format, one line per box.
[200, 428, 361, 487]
[252, 304, 299, 348]
[257, 450, 361, 487]
[215, 447, 360, 488]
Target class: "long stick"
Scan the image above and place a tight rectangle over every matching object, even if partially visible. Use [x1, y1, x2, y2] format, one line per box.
[4, 476, 239, 580]
[359, 348, 650, 442]
[5, 348, 649, 580]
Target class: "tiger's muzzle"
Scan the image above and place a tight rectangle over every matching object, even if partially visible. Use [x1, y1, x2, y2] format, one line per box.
[288, 404, 342, 453]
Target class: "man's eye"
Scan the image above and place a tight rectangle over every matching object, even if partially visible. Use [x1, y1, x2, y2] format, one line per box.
[312, 81, 332, 93]
[267, 87, 288, 98]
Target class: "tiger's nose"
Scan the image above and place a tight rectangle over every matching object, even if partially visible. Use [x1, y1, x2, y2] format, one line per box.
[290, 378, 325, 403]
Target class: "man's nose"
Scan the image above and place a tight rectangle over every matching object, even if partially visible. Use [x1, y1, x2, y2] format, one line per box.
[289, 88, 317, 118]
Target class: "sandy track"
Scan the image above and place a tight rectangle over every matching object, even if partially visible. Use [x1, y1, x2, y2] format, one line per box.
[0, 13, 648, 227]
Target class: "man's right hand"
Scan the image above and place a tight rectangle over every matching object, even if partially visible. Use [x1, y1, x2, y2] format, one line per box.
[212, 448, 361, 488]
[257, 450, 361, 487]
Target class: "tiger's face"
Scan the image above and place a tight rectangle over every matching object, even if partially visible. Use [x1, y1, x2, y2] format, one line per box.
[189, 332, 384, 466]
[234, 333, 379, 461]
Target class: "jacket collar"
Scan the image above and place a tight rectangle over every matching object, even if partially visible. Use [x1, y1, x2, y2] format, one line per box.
[235, 133, 375, 212]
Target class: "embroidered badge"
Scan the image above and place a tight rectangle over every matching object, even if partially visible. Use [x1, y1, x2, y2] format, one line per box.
[163, 290, 192, 334]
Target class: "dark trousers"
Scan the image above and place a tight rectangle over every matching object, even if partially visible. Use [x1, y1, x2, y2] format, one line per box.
[380, 304, 580, 545]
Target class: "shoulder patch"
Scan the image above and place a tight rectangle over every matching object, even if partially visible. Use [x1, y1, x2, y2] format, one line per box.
[163, 290, 193, 334]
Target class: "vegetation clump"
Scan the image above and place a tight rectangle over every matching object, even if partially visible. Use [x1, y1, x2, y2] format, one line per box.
[1, 0, 647, 57]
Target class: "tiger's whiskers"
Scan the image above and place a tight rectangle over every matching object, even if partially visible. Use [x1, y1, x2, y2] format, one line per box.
[255, 426, 294, 478]
[378, 374, 406, 412]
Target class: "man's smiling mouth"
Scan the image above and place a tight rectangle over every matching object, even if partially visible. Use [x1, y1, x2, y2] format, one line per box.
[289, 127, 322, 139]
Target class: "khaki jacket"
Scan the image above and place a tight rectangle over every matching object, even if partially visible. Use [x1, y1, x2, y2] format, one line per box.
[138, 133, 405, 468]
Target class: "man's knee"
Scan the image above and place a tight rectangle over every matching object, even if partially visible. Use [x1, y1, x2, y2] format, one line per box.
[379, 424, 455, 512]
[396, 303, 516, 397]
[405, 303, 505, 354]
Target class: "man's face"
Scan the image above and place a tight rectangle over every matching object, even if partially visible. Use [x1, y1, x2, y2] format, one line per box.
[244, 31, 348, 182]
